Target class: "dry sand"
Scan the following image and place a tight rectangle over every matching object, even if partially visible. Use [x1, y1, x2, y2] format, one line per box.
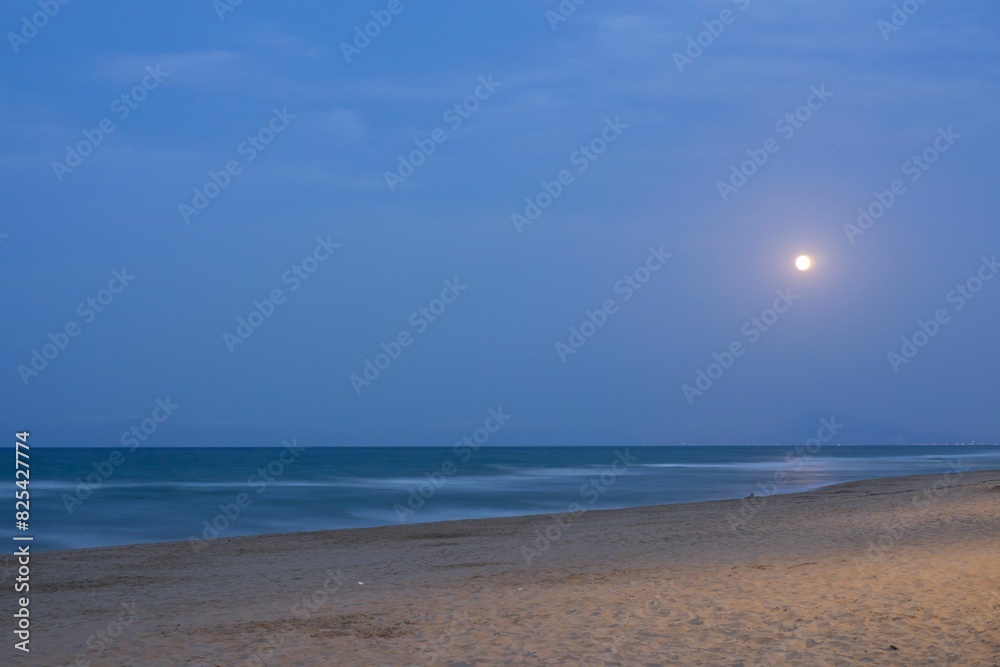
[9, 470, 1000, 666]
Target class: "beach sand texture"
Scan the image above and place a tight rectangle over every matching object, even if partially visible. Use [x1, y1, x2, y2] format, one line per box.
[14, 470, 1000, 666]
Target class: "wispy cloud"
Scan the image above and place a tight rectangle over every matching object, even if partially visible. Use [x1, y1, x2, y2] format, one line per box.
[97, 50, 241, 86]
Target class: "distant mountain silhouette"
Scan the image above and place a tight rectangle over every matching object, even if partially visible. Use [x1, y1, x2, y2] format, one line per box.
[767, 411, 972, 445]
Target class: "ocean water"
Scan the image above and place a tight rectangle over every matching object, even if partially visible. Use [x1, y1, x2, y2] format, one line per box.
[11, 445, 1000, 552]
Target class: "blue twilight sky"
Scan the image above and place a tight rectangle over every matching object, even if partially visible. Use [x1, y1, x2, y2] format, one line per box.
[1, 0, 999, 446]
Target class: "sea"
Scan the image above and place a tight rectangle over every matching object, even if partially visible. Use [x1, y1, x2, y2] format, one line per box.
[13, 445, 1000, 551]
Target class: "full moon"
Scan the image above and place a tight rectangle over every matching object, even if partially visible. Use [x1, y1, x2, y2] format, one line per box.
[795, 255, 813, 271]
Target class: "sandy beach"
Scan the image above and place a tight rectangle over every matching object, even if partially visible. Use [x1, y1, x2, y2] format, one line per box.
[13, 469, 1000, 666]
